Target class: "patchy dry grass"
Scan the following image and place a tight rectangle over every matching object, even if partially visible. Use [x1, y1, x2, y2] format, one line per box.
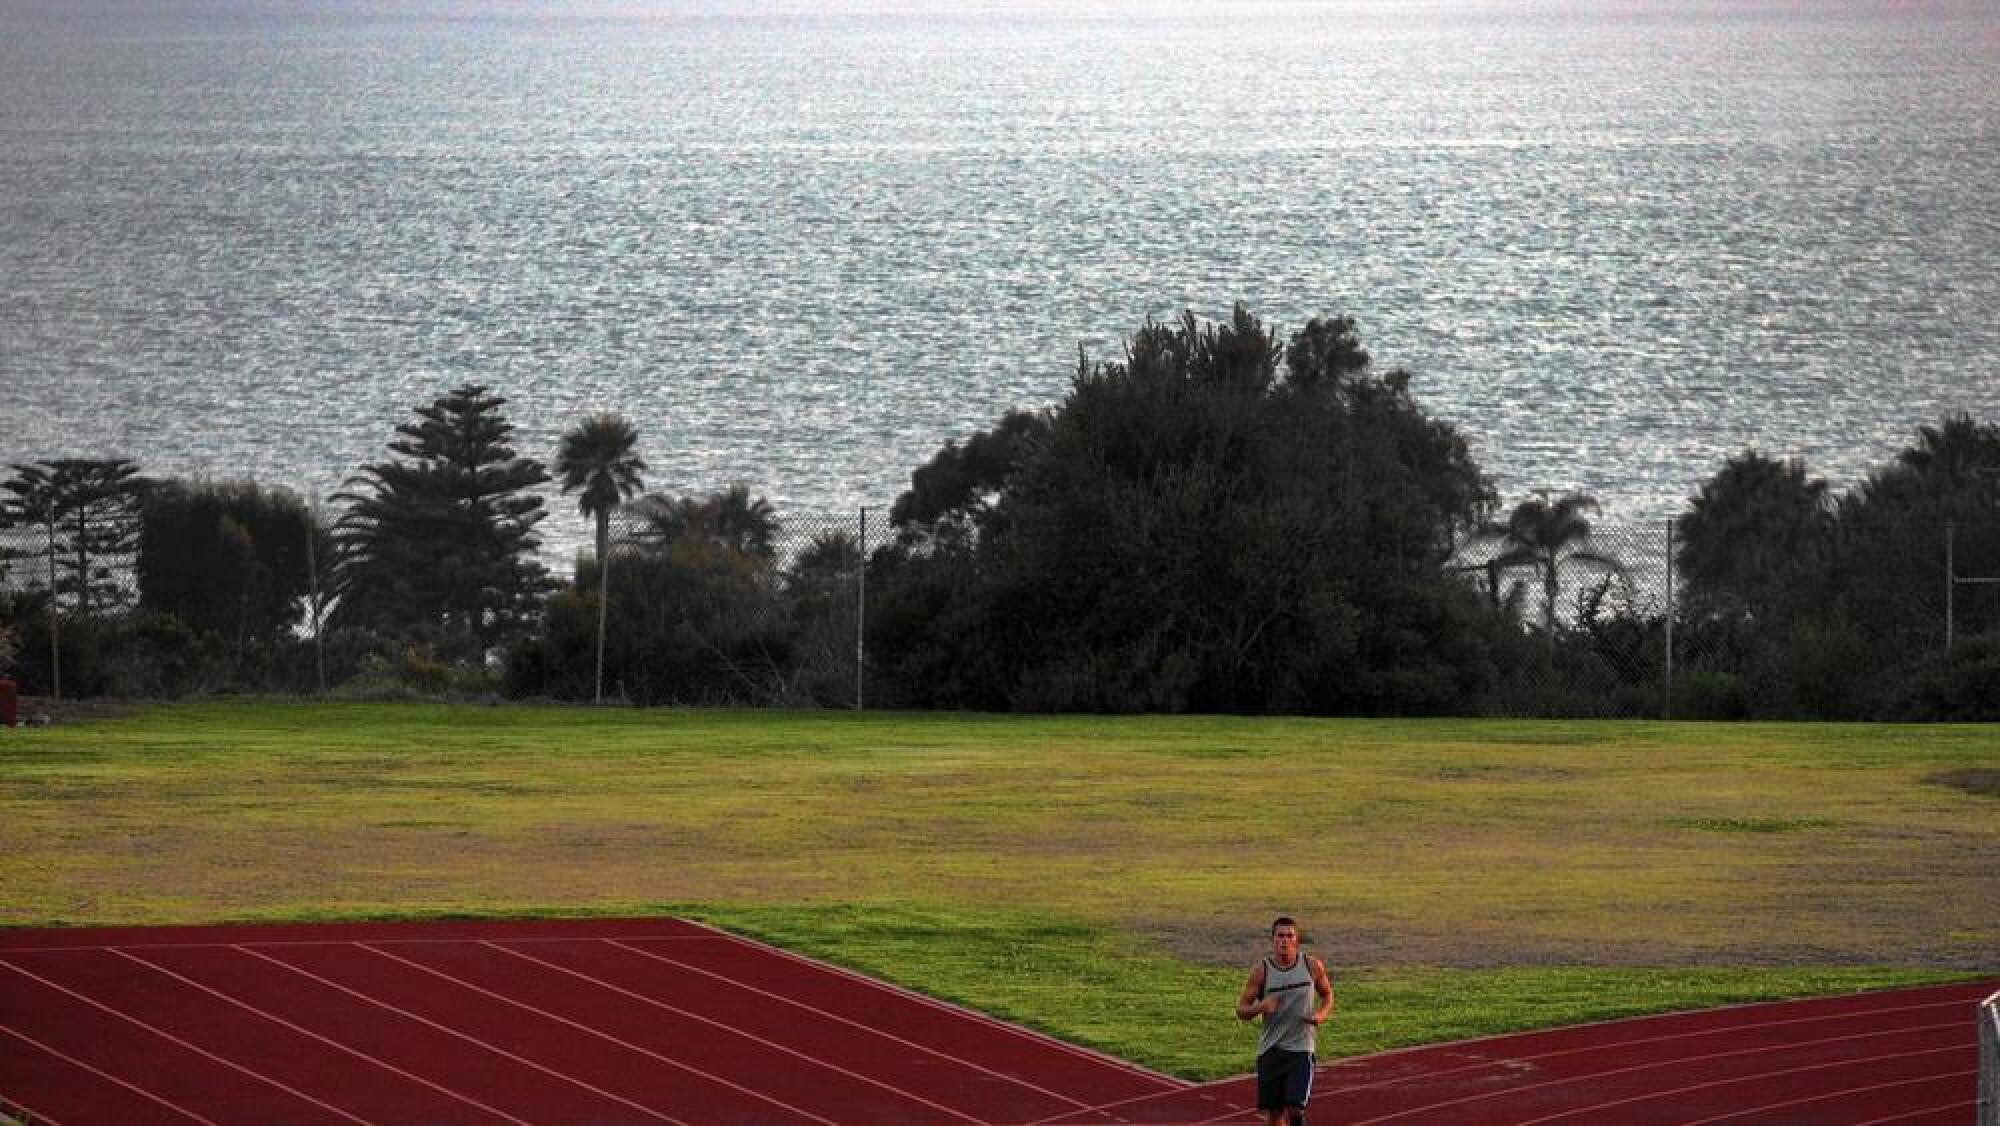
[2, 703, 1995, 967]
[0, 702, 1992, 1077]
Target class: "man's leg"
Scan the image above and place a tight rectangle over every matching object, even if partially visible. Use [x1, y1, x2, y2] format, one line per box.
[1283, 1051, 1314, 1125]
[1257, 1049, 1281, 1125]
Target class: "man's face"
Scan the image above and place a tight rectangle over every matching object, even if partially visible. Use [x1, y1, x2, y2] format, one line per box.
[1270, 924, 1300, 962]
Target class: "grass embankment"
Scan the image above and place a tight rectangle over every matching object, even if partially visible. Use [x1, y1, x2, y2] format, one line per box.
[1, 702, 1993, 1079]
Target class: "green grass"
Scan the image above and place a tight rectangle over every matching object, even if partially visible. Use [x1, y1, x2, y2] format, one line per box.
[689, 903, 1962, 1080]
[0, 701, 1993, 1079]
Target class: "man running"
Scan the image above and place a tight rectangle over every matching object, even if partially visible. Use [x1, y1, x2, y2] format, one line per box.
[1235, 915, 1335, 1126]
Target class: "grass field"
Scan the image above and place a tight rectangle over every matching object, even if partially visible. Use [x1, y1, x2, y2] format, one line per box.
[1, 701, 1993, 1079]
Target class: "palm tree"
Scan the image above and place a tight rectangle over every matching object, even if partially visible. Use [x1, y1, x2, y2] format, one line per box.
[555, 413, 646, 703]
[1676, 451, 1831, 619]
[629, 483, 777, 561]
[1484, 492, 1624, 643]
[1899, 412, 2000, 507]
[1888, 414, 2000, 520]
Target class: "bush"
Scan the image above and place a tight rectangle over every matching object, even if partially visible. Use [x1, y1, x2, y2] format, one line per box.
[335, 645, 497, 702]
[1673, 669, 1752, 720]
[1776, 614, 1875, 719]
[510, 546, 796, 707]
[1880, 635, 2000, 721]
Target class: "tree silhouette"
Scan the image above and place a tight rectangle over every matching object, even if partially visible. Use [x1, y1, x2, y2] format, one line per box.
[1677, 451, 1832, 621]
[1899, 412, 2000, 500]
[1484, 492, 1624, 643]
[331, 384, 551, 657]
[629, 483, 778, 561]
[2, 458, 146, 615]
[555, 413, 646, 704]
[556, 414, 647, 569]
[874, 306, 1500, 714]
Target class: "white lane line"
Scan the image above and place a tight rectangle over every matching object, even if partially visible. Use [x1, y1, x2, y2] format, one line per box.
[605, 937, 1095, 1110]
[1030, 1084, 1248, 1126]
[1348, 1021, 1963, 1126]
[0, 930, 714, 955]
[1053, 1082, 1250, 1125]
[1065, 989, 1994, 1126]
[0, 954, 372, 1126]
[125, 947, 524, 1125]
[1848, 1095, 1976, 1125]
[0, 1019, 195, 1125]
[1513, 1045, 1968, 1125]
[679, 919, 1186, 1089]
[486, 939, 988, 1124]
[1679, 1066, 1975, 1125]
[232, 945, 672, 1124]
[357, 941, 804, 1126]
[1165, 994, 1977, 1124]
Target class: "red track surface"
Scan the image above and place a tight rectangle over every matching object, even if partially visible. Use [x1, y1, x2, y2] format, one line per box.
[0, 918, 1988, 1124]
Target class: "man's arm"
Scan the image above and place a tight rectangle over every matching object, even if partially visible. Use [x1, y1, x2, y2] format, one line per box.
[1305, 956, 1336, 1025]
[1235, 961, 1274, 1021]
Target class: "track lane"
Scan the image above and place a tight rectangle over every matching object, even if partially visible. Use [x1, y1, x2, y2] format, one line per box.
[0, 1019, 214, 1125]
[1, 921, 1986, 1125]
[127, 943, 613, 1123]
[527, 936, 1090, 1123]
[0, 952, 369, 1124]
[1050, 981, 1998, 1125]
[628, 929, 1178, 1104]
[374, 934, 962, 1122]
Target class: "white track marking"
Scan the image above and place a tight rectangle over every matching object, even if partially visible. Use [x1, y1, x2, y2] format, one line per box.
[606, 937, 1095, 1109]
[357, 941, 810, 1125]
[485, 939, 989, 1123]
[1, 954, 373, 1126]
[230, 945, 674, 1123]
[0, 1019, 195, 1125]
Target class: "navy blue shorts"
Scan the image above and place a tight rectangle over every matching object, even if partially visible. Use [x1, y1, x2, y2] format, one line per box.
[1256, 1048, 1314, 1111]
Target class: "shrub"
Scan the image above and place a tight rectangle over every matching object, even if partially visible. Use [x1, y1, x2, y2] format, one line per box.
[1881, 635, 2000, 721]
[336, 645, 496, 702]
[1673, 669, 1752, 720]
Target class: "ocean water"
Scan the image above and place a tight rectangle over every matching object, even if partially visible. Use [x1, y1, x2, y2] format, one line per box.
[3, 0, 1996, 558]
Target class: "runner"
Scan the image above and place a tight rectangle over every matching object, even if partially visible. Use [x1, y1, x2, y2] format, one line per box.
[1235, 915, 1335, 1126]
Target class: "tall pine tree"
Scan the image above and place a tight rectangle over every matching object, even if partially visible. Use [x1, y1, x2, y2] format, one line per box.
[331, 385, 552, 656]
[2, 458, 146, 615]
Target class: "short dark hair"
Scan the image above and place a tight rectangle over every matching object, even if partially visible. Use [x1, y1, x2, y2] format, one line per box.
[1271, 916, 1298, 935]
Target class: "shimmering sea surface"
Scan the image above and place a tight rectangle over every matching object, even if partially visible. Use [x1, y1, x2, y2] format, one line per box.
[3, 0, 1996, 557]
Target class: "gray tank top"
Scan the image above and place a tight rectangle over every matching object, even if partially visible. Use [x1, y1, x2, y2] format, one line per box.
[1257, 955, 1317, 1056]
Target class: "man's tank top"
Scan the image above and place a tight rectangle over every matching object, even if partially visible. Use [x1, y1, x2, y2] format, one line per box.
[1257, 955, 1317, 1056]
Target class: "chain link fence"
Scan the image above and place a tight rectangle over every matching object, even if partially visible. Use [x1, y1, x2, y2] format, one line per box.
[542, 505, 887, 709]
[6, 504, 1999, 717]
[1, 520, 140, 611]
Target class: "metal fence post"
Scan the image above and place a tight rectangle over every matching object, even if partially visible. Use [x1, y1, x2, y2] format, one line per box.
[305, 491, 327, 696]
[45, 499, 61, 703]
[1663, 518, 1675, 720]
[1946, 521, 1956, 651]
[855, 506, 867, 712]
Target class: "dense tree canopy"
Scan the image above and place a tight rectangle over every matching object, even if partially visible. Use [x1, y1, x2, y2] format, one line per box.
[1676, 451, 1832, 622]
[137, 479, 319, 651]
[871, 306, 1504, 714]
[511, 485, 793, 705]
[1671, 415, 2000, 718]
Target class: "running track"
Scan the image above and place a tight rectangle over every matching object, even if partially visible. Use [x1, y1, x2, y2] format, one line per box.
[0, 918, 1989, 1124]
